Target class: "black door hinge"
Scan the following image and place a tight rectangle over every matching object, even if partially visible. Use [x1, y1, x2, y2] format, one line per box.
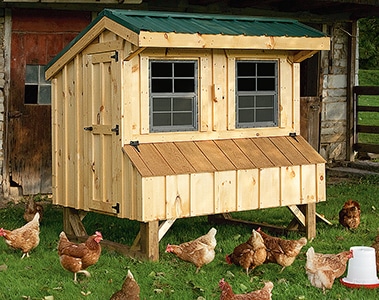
[130, 140, 140, 152]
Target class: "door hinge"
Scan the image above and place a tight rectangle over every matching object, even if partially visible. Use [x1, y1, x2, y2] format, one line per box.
[111, 124, 119, 135]
[130, 140, 140, 152]
[111, 51, 119, 62]
[112, 203, 120, 214]
[289, 132, 299, 142]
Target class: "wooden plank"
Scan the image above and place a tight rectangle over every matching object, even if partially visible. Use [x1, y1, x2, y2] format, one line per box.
[215, 139, 255, 169]
[174, 141, 216, 173]
[154, 143, 196, 174]
[137, 144, 175, 176]
[293, 50, 318, 63]
[195, 140, 235, 171]
[214, 171, 237, 213]
[83, 39, 124, 55]
[269, 136, 309, 165]
[252, 138, 292, 166]
[357, 106, 379, 113]
[190, 173, 214, 216]
[142, 177, 166, 221]
[316, 163, 326, 202]
[293, 62, 301, 133]
[140, 221, 159, 261]
[259, 168, 280, 209]
[139, 32, 330, 51]
[280, 166, 301, 206]
[165, 175, 191, 219]
[353, 86, 379, 95]
[356, 124, 379, 134]
[158, 219, 176, 241]
[354, 143, 379, 154]
[286, 135, 326, 164]
[199, 55, 212, 132]
[305, 203, 316, 240]
[234, 138, 271, 168]
[237, 169, 259, 211]
[122, 145, 153, 177]
[288, 205, 306, 227]
[301, 164, 316, 204]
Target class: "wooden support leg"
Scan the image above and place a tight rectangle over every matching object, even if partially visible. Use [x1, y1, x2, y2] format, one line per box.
[140, 221, 159, 261]
[62, 207, 87, 237]
[305, 203, 316, 240]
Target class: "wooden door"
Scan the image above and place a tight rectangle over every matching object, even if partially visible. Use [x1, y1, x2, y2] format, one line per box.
[9, 9, 91, 195]
[83, 48, 122, 215]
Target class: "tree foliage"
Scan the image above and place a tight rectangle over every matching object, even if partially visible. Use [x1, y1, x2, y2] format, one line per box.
[359, 17, 379, 70]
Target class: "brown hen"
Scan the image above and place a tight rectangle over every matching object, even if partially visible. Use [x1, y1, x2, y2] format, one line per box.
[166, 227, 217, 273]
[305, 246, 353, 292]
[110, 270, 140, 300]
[257, 227, 307, 272]
[371, 233, 379, 273]
[23, 196, 44, 222]
[58, 231, 103, 282]
[0, 212, 40, 258]
[226, 229, 266, 275]
[219, 279, 273, 300]
[339, 199, 361, 229]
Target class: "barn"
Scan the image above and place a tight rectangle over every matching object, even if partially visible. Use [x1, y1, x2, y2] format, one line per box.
[45, 9, 330, 260]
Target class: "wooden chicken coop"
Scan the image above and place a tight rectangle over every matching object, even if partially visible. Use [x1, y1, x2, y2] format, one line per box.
[45, 9, 330, 260]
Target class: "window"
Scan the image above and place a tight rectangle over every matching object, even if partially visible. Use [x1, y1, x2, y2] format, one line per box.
[150, 60, 198, 132]
[236, 61, 278, 128]
[24, 65, 51, 105]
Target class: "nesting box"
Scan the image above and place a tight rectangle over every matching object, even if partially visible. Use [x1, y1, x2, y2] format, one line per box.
[45, 9, 329, 253]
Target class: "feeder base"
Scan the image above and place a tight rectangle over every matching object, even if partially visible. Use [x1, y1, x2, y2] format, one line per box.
[340, 278, 379, 289]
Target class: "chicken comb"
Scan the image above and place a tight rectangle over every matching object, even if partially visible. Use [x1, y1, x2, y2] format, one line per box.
[95, 231, 102, 237]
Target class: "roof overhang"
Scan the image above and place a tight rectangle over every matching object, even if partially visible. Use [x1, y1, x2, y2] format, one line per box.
[46, 9, 330, 80]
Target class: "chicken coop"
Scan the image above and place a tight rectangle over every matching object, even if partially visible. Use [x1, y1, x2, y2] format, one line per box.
[45, 9, 330, 260]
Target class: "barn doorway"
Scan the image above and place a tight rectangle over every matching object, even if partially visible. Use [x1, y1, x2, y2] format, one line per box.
[8, 8, 91, 195]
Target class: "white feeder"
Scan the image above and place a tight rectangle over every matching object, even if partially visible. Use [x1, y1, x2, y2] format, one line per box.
[341, 246, 379, 288]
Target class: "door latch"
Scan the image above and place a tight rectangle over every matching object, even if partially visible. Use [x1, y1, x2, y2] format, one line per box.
[111, 51, 118, 62]
[84, 126, 93, 131]
[111, 124, 119, 135]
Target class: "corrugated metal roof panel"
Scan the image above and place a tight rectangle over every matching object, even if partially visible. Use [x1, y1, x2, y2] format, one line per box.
[103, 9, 327, 38]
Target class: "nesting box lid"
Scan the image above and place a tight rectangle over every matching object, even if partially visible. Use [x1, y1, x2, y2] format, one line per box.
[46, 9, 330, 79]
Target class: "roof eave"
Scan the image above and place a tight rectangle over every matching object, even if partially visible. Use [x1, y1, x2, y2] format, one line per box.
[138, 31, 330, 51]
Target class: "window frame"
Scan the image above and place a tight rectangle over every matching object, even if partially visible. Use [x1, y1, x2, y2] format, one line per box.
[24, 64, 51, 105]
[235, 60, 278, 128]
[149, 60, 198, 133]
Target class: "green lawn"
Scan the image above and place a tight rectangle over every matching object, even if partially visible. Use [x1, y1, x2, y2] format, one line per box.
[1, 175, 379, 299]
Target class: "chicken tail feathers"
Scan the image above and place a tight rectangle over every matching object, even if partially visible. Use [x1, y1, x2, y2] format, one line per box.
[77, 270, 91, 277]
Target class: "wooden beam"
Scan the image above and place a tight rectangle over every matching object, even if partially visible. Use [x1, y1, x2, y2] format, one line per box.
[292, 50, 318, 63]
[140, 221, 159, 261]
[158, 219, 176, 241]
[305, 203, 316, 240]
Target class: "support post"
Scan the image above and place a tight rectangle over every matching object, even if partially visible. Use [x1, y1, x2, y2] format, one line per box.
[140, 221, 159, 261]
[305, 203, 316, 240]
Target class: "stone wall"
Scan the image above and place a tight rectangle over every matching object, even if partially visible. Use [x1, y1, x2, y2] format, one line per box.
[319, 22, 354, 162]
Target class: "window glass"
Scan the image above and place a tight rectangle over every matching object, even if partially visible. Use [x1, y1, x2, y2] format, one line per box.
[24, 65, 51, 105]
[236, 61, 278, 127]
[150, 60, 198, 132]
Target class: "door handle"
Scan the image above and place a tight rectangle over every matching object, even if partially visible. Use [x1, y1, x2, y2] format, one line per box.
[84, 126, 93, 131]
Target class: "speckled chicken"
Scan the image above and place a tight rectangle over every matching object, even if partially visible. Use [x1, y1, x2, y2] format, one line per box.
[226, 229, 267, 275]
[305, 246, 353, 292]
[110, 270, 140, 300]
[219, 279, 273, 300]
[339, 199, 361, 229]
[0, 212, 40, 258]
[165, 227, 217, 273]
[257, 227, 307, 272]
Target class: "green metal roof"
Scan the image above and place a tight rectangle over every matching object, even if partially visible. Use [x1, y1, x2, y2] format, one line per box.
[100, 9, 327, 37]
[46, 9, 328, 73]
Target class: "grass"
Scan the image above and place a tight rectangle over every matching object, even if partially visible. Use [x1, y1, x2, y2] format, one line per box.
[358, 69, 379, 145]
[1, 175, 379, 299]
